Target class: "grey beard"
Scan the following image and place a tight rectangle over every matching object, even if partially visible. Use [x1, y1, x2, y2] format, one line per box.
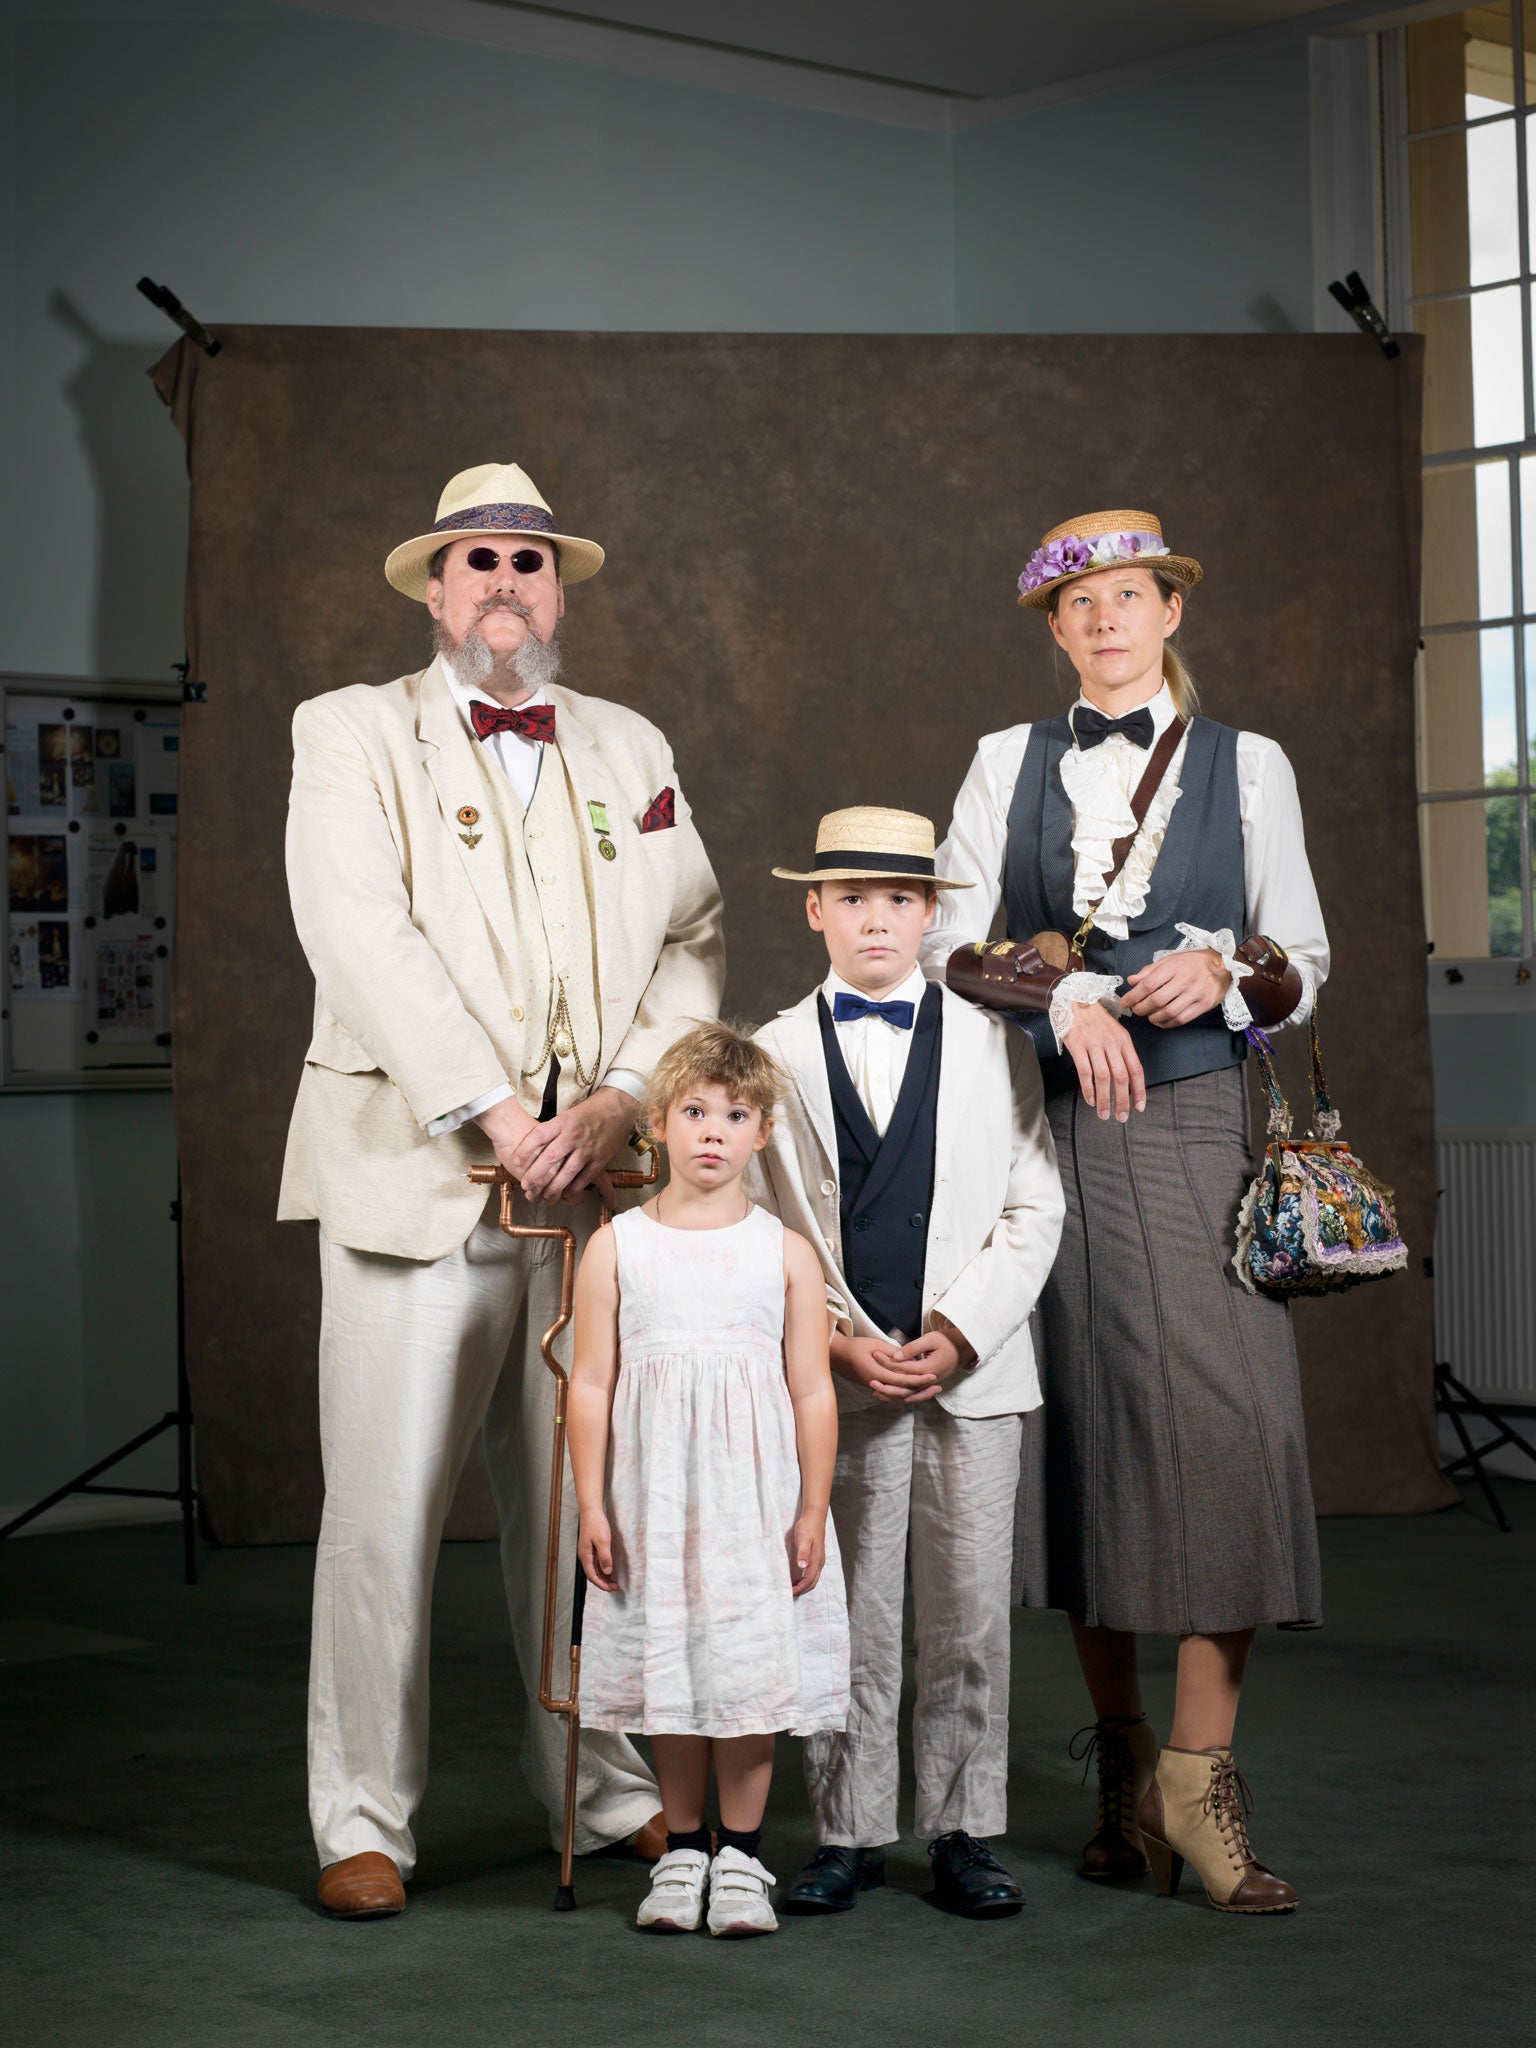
[435, 613, 562, 696]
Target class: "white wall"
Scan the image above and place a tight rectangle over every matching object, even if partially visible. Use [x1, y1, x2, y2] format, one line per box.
[0, 0, 1330, 1523]
[953, 47, 1316, 335]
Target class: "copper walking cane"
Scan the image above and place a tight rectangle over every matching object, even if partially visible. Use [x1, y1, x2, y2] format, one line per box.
[468, 1139, 659, 1910]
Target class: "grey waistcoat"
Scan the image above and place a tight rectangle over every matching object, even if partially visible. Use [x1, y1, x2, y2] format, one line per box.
[1002, 713, 1248, 1092]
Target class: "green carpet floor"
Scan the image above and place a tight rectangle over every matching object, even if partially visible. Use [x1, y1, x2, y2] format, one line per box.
[5, 1497, 1532, 2048]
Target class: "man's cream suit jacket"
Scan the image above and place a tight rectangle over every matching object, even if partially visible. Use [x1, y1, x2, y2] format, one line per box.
[748, 984, 1065, 1420]
[279, 658, 725, 1260]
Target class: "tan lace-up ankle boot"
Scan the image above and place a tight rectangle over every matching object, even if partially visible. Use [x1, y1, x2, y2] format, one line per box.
[1137, 1746, 1298, 1913]
[1071, 1714, 1160, 1880]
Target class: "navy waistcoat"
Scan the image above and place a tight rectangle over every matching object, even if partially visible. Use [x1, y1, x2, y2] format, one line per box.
[1002, 713, 1248, 1092]
[817, 984, 942, 1339]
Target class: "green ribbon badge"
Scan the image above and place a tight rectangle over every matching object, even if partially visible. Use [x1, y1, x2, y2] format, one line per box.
[588, 800, 617, 862]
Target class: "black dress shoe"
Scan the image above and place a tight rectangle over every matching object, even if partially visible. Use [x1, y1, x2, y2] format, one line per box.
[927, 1832, 1025, 1918]
[781, 1845, 887, 1914]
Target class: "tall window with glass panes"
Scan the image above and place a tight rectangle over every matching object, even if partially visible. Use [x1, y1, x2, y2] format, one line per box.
[1393, 6, 1534, 971]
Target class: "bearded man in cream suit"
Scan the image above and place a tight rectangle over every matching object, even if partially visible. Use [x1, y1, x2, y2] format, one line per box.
[280, 463, 724, 1918]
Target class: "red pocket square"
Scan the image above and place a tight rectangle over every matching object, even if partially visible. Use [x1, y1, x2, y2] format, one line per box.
[640, 786, 676, 833]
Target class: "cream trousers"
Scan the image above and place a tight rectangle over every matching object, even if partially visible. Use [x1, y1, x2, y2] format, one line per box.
[308, 1199, 659, 1875]
[802, 1401, 1022, 1847]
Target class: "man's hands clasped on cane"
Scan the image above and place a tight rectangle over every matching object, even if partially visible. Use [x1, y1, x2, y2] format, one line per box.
[479, 1085, 639, 1204]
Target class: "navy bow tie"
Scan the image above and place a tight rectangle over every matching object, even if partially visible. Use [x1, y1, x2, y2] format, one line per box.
[832, 992, 915, 1030]
[1073, 703, 1155, 751]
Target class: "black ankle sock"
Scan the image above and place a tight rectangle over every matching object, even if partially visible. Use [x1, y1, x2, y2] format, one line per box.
[665, 1827, 711, 1855]
[716, 1825, 762, 1859]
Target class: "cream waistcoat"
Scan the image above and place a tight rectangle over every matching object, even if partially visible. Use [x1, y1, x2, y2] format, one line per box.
[485, 747, 602, 1108]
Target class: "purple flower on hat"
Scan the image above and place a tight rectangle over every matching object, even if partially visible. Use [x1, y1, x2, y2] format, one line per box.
[1018, 546, 1051, 595]
[1019, 526, 1171, 595]
[1056, 535, 1095, 575]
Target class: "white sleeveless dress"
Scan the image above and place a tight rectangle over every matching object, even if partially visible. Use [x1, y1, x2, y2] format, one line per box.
[578, 1205, 849, 1739]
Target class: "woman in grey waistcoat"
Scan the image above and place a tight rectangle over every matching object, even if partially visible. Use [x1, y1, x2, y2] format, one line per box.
[925, 510, 1329, 1915]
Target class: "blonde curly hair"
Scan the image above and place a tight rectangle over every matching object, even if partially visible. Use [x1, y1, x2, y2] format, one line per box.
[644, 1019, 784, 1130]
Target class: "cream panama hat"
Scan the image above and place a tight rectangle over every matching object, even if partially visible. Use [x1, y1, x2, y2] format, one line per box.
[1016, 509, 1202, 610]
[772, 807, 972, 890]
[384, 461, 605, 600]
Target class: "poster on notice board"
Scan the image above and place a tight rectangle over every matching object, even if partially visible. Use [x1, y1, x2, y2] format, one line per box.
[4, 680, 179, 1088]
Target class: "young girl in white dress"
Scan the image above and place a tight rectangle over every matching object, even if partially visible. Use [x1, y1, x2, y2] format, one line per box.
[569, 1021, 849, 1937]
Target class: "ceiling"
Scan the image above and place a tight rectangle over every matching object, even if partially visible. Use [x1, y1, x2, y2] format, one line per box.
[489, 0, 1402, 99]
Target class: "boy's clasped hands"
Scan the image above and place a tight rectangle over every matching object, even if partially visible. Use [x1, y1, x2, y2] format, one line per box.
[831, 1325, 973, 1405]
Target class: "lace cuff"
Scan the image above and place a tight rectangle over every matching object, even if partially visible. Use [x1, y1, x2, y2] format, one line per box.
[1279, 959, 1317, 1031]
[1049, 971, 1125, 1053]
[1152, 923, 1254, 1030]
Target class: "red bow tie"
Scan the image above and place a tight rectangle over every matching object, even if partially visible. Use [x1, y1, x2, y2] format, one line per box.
[470, 700, 555, 745]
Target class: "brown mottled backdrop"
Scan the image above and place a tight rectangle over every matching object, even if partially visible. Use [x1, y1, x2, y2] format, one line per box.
[152, 328, 1452, 1543]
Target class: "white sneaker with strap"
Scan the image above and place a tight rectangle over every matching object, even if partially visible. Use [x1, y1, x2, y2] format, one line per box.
[706, 1846, 778, 1937]
[636, 1848, 711, 1932]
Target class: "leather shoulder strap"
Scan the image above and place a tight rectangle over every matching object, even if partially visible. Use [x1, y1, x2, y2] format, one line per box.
[1104, 716, 1187, 890]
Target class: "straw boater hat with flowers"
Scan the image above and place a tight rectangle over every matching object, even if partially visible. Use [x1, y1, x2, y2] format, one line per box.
[772, 807, 972, 890]
[1015, 510, 1202, 610]
[384, 461, 606, 601]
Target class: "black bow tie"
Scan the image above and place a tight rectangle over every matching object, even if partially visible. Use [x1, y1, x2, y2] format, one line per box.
[1073, 704, 1155, 751]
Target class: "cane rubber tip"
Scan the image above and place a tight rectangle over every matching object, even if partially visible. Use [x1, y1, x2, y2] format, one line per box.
[553, 1885, 576, 1912]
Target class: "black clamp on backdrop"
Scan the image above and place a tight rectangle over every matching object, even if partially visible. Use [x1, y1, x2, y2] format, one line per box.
[1327, 271, 1399, 360]
[137, 276, 221, 356]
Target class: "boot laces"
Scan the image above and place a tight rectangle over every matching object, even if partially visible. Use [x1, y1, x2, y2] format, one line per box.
[1069, 1717, 1142, 1830]
[1203, 1756, 1257, 1866]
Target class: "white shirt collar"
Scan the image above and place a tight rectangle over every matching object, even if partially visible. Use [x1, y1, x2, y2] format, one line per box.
[1071, 679, 1176, 747]
[822, 963, 928, 1016]
[440, 653, 547, 738]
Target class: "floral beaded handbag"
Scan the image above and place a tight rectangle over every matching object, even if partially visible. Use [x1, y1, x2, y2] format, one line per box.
[1232, 1005, 1408, 1298]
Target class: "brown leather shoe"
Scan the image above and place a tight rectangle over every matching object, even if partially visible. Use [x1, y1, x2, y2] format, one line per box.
[316, 1851, 406, 1918]
[625, 1811, 669, 1863]
[584, 1809, 669, 1862]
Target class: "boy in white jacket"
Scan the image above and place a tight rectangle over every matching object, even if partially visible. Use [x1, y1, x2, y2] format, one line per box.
[749, 807, 1064, 1919]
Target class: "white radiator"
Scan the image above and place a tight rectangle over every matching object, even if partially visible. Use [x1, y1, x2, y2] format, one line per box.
[1434, 1128, 1536, 1404]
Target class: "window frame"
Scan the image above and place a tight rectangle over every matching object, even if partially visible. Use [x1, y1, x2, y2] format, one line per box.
[1383, 10, 1536, 994]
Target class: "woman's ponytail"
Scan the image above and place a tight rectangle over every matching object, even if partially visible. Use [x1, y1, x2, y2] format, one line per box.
[1161, 640, 1199, 719]
[1153, 569, 1199, 718]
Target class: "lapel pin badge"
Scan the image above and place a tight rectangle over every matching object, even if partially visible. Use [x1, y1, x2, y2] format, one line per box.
[587, 799, 617, 862]
[457, 804, 482, 849]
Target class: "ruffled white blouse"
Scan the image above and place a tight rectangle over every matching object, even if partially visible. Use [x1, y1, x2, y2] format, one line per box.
[923, 683, 1330, 1050]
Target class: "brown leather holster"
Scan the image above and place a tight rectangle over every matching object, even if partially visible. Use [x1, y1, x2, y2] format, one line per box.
[1233, 933, 1304, 1026]
[944, 937, 1070, 1015]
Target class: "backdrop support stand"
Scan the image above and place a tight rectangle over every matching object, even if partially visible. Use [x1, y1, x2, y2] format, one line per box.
[1435, 1363, 1536, 1534]
[0, 1187, 198, 1582]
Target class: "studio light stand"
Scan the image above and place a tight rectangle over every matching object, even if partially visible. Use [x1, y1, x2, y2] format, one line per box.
[0, 1181, 198, 1582]
[1435, 1363, 1536, 1535]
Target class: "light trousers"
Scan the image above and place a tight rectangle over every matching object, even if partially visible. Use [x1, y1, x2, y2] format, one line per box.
[802, 1400, 1023, 1847]
[308, 1198, 659, 1875]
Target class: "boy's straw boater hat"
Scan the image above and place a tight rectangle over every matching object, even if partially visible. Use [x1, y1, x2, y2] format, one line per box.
[385, 462, 606, 601]
[772, 807, 972, 890]
[1016, 509, 1202, 611]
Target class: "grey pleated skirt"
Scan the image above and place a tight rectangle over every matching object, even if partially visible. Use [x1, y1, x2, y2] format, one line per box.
[1014, 1062, 1321, 1635]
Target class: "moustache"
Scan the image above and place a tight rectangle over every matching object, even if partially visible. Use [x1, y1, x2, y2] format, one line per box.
[475, 597, 534, 619]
